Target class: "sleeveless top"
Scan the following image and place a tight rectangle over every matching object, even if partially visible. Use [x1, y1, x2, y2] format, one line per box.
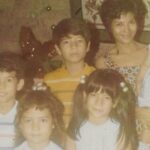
[104, 54, 140, 90]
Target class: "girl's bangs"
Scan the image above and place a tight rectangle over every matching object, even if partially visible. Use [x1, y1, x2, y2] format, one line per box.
[86, 78, 117, 98]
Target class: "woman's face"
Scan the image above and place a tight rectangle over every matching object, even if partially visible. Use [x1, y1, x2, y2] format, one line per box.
[111, 12, 137, 44]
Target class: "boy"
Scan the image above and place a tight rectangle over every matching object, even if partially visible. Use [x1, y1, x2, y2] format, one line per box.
[44, 18, 95, 126]
[0, 51, 25, 149]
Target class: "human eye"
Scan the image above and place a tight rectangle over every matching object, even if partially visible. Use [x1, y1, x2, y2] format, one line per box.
[89, 92, 97, 97]
[104, 94, 112, 101]
[7, 77, 14, 82]
[130, 19, 136, 25]
[40, 118, 48, 123]
[115, 21, 123, 27]
[22, 118, 32, 124]
[61, 39, 70, 45]
[77, 38, 84, 43]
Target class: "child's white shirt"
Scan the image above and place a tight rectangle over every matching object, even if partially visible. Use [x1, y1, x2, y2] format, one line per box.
[0, 101, 18, 149]
[138, 68, 150, 107]
[75, 119, 119, 150]
[138, 142, 150, 150]
[14, 141, 62, 150]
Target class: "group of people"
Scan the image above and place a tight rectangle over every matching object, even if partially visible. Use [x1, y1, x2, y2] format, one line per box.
[1, 0, 150, 149]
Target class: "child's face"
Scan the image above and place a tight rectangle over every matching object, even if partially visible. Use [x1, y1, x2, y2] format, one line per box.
[0, 71, 24, 105]
[86, 88, 114, 124]
[55, 34, 90, 64]
[19, 107, 54, 146]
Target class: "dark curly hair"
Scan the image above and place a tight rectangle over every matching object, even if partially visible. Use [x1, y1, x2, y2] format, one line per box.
[0, 51, 25, 79]
[99, 0, 147, 39]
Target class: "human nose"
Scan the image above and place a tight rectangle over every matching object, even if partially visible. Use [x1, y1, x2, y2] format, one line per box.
[31, 120, 40, 130]
[95, 95, 104, 105]
[123, 23, 130, 33]
[0, 80, 6, 89]
[70, 41, 78, 49]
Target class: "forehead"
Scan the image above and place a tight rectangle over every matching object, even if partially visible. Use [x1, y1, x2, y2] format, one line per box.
[113, 12, 135, 22]
[22, 107, 51, 117]
[61, 34, 85, 40]
[90, 87, 108, 93]
[0, 71, 16, 78]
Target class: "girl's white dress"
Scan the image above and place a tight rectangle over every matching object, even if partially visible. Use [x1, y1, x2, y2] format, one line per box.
[75, 119, 119, 150]
[137, 71, 150, 149]
[14, 141, 62, 150]
[138, 142, 150, 150]
[138, 68, 150, 107]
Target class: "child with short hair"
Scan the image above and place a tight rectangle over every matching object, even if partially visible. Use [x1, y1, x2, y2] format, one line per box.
[65, 69, 138, 150]
[14, 84, 64, 150]
[44, 18, 95, 126]
[0, 51, 25, 149]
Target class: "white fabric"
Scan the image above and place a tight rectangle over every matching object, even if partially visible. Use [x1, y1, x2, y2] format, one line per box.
[0, 101, 17, 149]
[138, 68, 150, 107]
[75, 119, 119, 150]
[138, 142, 150, 150]
[14, 141, 62, 150]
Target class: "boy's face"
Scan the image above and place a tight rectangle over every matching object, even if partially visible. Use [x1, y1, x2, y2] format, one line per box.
[55, 34, 90, 64]
[0, 71, 24, 105]
[19, 107, 54, 146]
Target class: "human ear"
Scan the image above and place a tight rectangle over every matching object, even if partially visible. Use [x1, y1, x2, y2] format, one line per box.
[86, 42, 91, 52]
[112, 99, 119, 108]
[17, 79, 24, 91]
[83, 91, 87, 103]
[18, 119, 23, 133]
[52, 124, 55, 129]
[54, 44, 62, 56]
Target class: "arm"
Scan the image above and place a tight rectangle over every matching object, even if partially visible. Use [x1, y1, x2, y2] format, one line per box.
[64, 135, 76, 150]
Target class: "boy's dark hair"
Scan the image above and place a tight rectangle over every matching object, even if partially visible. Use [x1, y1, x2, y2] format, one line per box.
[0, 51, 25, 79]
[52, 18, 91, 45]
[99, 0, 147, 39]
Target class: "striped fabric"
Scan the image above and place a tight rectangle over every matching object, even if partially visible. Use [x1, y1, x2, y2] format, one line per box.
[44, 64, 95, 126]
[0, 102, 17, 150]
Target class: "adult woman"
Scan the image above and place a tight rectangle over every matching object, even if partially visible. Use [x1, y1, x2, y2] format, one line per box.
[95, 0, 147, 91]
[95, 0, 150, 148]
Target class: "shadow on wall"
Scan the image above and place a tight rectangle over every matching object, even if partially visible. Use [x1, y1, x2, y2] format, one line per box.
[19, 26, 62, 83]
[85, 22, 100, 66]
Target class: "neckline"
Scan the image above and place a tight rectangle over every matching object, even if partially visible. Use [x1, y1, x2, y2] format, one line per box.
[63, 63, 88, 76]
[106, 54, 140, 69]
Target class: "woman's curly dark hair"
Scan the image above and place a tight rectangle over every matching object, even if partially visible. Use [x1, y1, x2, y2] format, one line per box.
[99, 0, 147, 40]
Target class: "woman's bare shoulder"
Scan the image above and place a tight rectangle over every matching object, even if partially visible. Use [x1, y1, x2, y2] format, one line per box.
[136, 42, 148, 51]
